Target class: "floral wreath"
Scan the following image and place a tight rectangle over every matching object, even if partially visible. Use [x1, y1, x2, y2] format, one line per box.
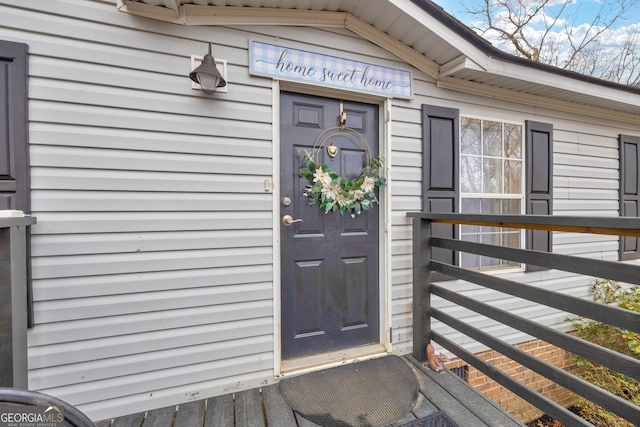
[299, 149, 386, 216]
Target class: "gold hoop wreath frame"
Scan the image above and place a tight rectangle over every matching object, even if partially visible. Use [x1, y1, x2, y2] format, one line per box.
[298, 125, 386, 216]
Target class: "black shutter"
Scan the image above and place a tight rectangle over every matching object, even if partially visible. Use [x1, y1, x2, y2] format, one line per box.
[422, 105, 459, 268]
[525, 121, 553, 271]
[0, 40, 29, 212]
[0, 40, 32, 327]
[619, 134, 640, 260]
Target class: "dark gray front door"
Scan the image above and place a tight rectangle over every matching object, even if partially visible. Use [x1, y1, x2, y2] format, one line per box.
[280, 92, 380, 360]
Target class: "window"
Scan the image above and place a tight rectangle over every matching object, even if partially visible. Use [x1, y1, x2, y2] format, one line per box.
[459, 118, 524, 270]
[422, 105, 553, 277]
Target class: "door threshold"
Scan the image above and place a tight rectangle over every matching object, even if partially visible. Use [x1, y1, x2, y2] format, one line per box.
[279, 343, 387, 377]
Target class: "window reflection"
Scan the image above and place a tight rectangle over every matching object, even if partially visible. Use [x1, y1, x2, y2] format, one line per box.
[460, 117, 524, 271]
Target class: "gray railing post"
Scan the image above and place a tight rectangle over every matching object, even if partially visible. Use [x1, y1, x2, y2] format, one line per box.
[0, 216, 36, 389]
[412, 216, 432, 362]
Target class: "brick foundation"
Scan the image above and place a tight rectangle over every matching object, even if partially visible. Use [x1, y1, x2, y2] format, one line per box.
[444, 339, 577, 423]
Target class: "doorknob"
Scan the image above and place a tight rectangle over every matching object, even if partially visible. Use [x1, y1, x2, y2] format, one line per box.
[282, 215, 303, 226]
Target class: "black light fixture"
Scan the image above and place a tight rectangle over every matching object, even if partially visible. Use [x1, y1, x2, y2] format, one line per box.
[189, 44, 227, 94]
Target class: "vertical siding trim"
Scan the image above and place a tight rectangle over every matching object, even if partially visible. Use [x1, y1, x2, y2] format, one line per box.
[272, 80, 282, 376]
[382, 97, 393, 352]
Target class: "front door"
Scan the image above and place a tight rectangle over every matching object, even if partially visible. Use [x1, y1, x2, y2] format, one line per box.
[280, 92, 380, 360]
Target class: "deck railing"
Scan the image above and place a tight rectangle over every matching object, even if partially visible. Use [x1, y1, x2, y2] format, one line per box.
[407, 213, 640, 427]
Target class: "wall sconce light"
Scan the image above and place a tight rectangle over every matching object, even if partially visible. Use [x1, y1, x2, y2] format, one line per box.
[189, 44, 227, 94]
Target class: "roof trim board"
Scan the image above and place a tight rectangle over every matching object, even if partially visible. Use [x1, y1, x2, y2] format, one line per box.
[388, 0, 492, 71]
[437, 77, 640, 124]
[115, 0, 640, 119]
[116, 1, 443, 80]
[118, 0, 183, 22]
[439, 55, 484, 78]
[484, 57, 640, 108]
[183, 5, 348, 27]
[344, 14, 441, 79]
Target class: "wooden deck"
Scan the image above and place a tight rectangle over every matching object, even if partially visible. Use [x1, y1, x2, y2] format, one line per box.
[95, 356, 525, 427]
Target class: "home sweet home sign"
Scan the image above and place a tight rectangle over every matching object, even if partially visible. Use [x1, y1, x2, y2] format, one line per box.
[249, 40, 413, 99]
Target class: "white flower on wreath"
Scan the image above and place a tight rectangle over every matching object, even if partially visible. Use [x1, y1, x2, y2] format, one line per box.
[361, 176, 376, 193]
[336, 194, 351, 207]
[324, 183, 341, 200]
[349, 189, 364, 200]
[313, 168, 332, 186]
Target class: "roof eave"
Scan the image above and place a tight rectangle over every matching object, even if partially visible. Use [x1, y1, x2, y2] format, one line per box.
[116, 0, 640, 119]
[406, 0, 640, 98]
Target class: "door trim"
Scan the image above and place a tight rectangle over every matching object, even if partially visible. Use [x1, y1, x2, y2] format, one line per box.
[280, 343, 387, 376]
[272, 80, 392, 377]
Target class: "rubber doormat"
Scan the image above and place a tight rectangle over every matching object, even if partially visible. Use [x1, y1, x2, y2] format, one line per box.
[279, 355, 419, 427]
[400, 411, 459, 427]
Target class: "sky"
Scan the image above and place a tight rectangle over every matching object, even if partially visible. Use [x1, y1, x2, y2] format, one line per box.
[431, 0, 640, 29]
[430, 0, 640, 83]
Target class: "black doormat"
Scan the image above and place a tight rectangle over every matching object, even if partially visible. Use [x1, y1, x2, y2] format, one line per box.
[279, 355, 419, 427]
[400, 412, 459, 427]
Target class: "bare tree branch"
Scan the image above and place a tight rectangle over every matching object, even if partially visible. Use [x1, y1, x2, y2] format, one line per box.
[464, 0, 640, 85]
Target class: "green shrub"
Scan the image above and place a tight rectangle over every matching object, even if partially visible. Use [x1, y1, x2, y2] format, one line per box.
[569, 279, 639, 427]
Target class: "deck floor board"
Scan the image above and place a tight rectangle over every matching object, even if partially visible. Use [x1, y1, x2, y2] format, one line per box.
[97, 356, 525, 427]
[143, 406, 174, 427]
[407, 355, 525, 427]
[262, 384, 298, 427]
[235, 388, 265, 427]
[174, 400, 205, 427]
[408, 393, 439, 419]
[110, 412, 146, 427]
[413, 365, 490, 427]
[204, 393, 234, 427]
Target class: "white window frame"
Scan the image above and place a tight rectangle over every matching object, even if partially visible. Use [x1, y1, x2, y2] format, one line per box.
[459, 115, 526, 272]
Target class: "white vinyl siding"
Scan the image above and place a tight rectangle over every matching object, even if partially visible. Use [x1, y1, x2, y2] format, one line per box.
[6, 0, 274, 419]
[389, 88, 638, 356]
[2, 0, 639, 421]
